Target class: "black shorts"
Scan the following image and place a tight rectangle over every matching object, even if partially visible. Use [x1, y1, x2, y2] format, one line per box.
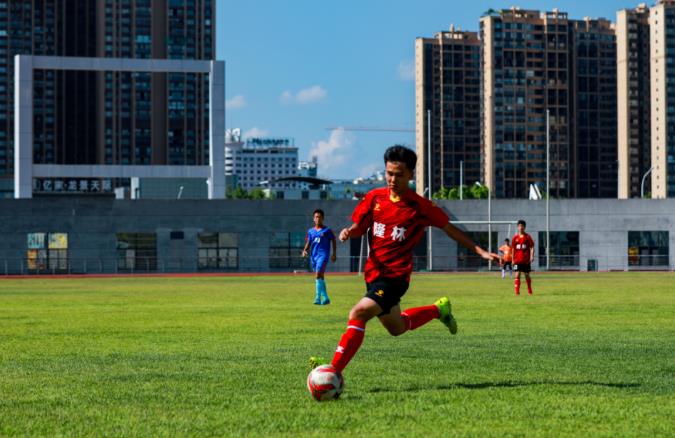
[502, 261, 512, 269]
[513, 263, 531, 273]
[365, 277, 409, 315]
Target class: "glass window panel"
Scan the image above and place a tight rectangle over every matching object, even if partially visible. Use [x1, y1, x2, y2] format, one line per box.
[26, 249, 38, 270]
[270, 232, 289, 247]
[198, 249, 208, 269]
[116, 233, 156, 271]
[628, 231, 669, 267]
[48, 233, 68, 249]
[218, 232, 238, 247]
[27, 233, 46, 249]
[198, 232, 218, 248]
[457, 231, 498, 269]
[290, 232, 306, 248]
[538, 231, 580, 268]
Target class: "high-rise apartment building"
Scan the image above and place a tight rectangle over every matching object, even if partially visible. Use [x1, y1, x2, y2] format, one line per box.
[0, 1, 97, 196]
[481, 9, 573, 198]
[415, 28, 481, 195]
[571, 18, 617, 198]
[616, 0, 675, 199]
[0, 0, 214, 197]
[650, 0, 675, 198]
[617, 4, 652, 198]
[481, 8, 618, 199]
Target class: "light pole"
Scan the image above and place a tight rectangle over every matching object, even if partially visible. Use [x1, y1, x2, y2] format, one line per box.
[641, 166, 654, 199]
[488, 184, 492, 271]
[459, 160, 464, 200]
[427, 109, 433, 271]
[546, 109, 550, 271]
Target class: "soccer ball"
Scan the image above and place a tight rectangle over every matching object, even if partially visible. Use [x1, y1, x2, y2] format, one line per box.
[307, 365, 344, 401]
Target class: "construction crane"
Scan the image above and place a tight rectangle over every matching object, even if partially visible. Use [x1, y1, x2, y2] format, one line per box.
[324, 126, 414, 133]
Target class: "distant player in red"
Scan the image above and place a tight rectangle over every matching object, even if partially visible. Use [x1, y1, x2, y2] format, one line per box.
[309, 145, 499, 376]
[511, 220, 535, 295]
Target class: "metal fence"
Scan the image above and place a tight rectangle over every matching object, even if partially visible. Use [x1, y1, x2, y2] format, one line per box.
[0, 254, 672, 276]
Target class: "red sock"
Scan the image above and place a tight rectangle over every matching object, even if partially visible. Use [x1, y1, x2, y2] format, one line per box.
[401, 305, 440, 331]
[331, 319, 366, 372]
[514, 278, 521, 294]
[526, 277, 532, 294]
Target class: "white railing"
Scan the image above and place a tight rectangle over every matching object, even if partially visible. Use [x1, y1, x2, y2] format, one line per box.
[0, 255, 671, 276]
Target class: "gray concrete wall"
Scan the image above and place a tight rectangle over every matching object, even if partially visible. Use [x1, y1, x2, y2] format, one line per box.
[0, 197, 673, 274]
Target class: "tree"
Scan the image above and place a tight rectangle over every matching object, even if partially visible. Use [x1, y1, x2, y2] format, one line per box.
[432, 183, 488, 200]
[469, 184, 489, 199]
[249, 187, 269, 200]
[227, 186, 250, 199]
[226, 186, 273, 200]
[432, 186, 450, 200]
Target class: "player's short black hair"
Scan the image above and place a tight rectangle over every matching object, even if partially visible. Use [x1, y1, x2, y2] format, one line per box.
[313, 209, 324, 217]
[505, 238, 510, 243]
[517, 219, 526, 227]
[384, 145, 417, 171]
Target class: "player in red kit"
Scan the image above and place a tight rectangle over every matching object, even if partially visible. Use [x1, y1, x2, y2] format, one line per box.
[511, 219, 535, 295]
[309, 145, 499, 377]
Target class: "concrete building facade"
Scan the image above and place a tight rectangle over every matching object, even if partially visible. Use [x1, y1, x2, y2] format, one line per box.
[415, 28, 481, 196]
[0, 198, 672, 275]
[650, 0, 675, 198]
[617, 4, 652, 199]
[225, 138, 298, 190]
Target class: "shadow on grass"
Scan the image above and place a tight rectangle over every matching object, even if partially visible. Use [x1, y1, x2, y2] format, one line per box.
[367, 380, 640, 393]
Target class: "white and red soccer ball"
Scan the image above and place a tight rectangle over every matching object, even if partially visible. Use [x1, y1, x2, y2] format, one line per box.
[307, 365, 344, 401]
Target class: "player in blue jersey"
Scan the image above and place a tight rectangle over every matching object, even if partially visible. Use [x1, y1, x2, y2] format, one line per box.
[302, 209, 337, 305]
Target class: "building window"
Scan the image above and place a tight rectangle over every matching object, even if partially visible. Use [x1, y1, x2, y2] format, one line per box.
[457, 231, 498, 270]
[26, 232, 68, 272]
[197, 233, 238, 270]
[269, 232, 306, 269]
[628, 231, 669, 268]
[538, 231, 579, 269]
[116, 233, 157, 272]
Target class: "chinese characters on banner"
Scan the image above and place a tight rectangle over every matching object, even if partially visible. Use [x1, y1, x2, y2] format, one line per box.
[33, 179, 114, 194]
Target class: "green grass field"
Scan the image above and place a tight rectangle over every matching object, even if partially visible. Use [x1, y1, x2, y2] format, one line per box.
[0, 272, 673, 437]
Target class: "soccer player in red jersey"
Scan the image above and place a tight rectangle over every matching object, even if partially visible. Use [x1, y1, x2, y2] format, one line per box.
[309, 145, 499, 376]
[511, 219, 535, 295]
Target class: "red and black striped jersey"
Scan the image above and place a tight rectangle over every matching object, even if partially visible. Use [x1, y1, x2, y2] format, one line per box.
[352, 187, 449, 283]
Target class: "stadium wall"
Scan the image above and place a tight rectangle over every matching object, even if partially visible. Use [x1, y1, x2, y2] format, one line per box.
[0, 198, 673, 274]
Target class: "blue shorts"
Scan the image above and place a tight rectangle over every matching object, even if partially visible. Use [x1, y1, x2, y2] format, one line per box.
[311, 257, 328, 273]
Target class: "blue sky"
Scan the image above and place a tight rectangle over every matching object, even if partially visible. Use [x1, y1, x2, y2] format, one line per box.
[217, 0, 639, 179]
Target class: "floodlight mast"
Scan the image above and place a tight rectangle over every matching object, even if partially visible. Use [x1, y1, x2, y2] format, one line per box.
[546, 109, 550, 271]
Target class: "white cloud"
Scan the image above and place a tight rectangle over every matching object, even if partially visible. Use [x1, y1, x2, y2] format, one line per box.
[309, 128, 355, 177]
[398, 60, 415, 81]
[358, 162, 381, 178]
[225, 94, 246, 110]
[243, 127, 270, 139]
[280, 85, 327, 105]
[280, 91, 293, 104]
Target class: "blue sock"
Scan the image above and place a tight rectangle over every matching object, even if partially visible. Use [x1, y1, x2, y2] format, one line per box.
[314, 280, 321, 303]
[319, 279, 330, 302]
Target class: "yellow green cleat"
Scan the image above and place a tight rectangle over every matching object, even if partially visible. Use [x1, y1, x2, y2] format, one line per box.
[434, 296, 458, 335]
[309, 356, 328, 370]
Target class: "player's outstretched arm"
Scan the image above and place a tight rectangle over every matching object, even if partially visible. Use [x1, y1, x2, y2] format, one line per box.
[442, 222, 499, 261]
[339, 223, 367, 242]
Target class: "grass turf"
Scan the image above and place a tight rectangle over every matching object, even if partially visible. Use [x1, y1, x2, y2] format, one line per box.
[0, 272, 673, 436]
